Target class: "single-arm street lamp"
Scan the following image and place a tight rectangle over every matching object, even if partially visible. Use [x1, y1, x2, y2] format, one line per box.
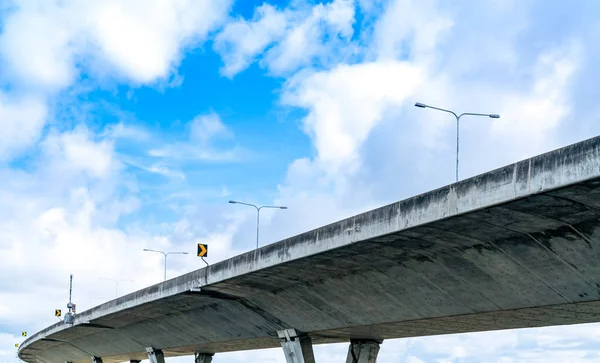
[143, 249, 188, 281]
[415, 102, 500, 182]
[228, 200, 287, 249]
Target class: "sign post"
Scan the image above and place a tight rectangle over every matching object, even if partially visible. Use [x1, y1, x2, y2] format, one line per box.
[197, 244, 208, 266]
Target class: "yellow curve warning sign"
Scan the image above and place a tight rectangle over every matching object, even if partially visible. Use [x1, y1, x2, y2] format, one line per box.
[197, 244, 208, 257]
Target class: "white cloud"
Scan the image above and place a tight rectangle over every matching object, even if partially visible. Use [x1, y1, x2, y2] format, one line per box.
[88, 0, 231, 84]
[0, 93, 47, 161]
[103, 122, 151, 141]
[148, 112, 244, 163]
[0, 126, 227, 336]
[0, 0, 233, 89]
[147, 163, 186, 180]
[372, 0, 453, 62]
[214, 0, 356, 77]
[148, 145, 242, 162]
[41, 128, 117, 179]
[0, 3, 76, 90]
[271, 0, 585, 214]
[0, 0, 233, 162]
[0, 333, 20, 362]
[190, 112, 233, 144]
[491, 41, 581, 156]
[282, 60, 424, 177]
[214, 3, 290, 77]
[263, 0, 356, 75]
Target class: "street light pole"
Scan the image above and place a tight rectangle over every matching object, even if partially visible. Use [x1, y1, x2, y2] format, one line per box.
[143, 249, 188, 281]
[415, 102, 499, 182]
[98, 277, 134, 297]
[229, 200, 287, 249]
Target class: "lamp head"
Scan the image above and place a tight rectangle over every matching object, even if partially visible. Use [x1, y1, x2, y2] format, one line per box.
[414, 102, 427, 108]
[489, 114, 500, 119]
[228, 200, 236, 204]
[280, 206, 288, 209]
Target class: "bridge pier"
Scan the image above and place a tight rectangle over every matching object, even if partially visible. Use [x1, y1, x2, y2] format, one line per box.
[146, 347, 165, 363]
[195, 353, 214, 363]
[345, 340, 382, 363]
[91, 357, 102, 363]
[278, 329, 316, 363]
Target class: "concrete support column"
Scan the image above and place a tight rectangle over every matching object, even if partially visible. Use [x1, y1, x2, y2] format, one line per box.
[277, 329, 316, 363]
[130, 360, 141, 363]
[146, 347, 165, 363]
[345, 340, 382, 363]
[195, 353, 214, 363]
[91, 357, 102, 363]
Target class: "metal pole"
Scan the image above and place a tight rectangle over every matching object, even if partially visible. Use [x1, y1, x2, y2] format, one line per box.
[229, 201, 287, 250]
[143, 249, 187, 282]
[256, 207, 260, 250]
[414, 102, 499, 182]
[68, 274, 73, 305]
[456, 115, 460, 182]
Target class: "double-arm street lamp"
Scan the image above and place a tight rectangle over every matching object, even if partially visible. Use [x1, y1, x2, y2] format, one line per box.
[415, 102, 500, 182]
[143, 249, 188, 281]
[98, 277, 134, 297]
[229, 200, 287, 249]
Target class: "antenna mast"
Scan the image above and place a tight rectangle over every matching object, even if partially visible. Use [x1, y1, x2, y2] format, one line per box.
[68, 274, 73, 305]
[64, 274, 75, 324]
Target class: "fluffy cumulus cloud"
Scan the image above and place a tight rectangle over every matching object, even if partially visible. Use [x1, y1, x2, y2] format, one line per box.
[0, 93, 47, 161]
[0, 0, 232, 88]
[213, 3, 290, 77]
[0, 125, 246, 331]
[282, 60, 424, 176]
[268, 0, 593, 214]
[190, 112, 234, 144]
[214, 0, 356, 77]
[0, 0, 233, 163]
[0, 0, 238, 358]
[1, 128, 133, 295]
[4, 0, 600, 363]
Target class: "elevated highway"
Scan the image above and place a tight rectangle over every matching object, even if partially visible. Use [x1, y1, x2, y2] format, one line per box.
[19, 136, 600, 363]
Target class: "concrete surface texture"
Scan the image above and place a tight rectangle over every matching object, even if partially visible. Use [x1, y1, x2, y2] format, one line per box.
[19, 135, 600, 363]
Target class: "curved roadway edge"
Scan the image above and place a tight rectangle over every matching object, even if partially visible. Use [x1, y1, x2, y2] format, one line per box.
[19, 135, 600, 360]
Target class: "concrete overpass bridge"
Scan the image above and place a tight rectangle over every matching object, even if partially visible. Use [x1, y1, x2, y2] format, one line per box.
[19, 135, 600, 363]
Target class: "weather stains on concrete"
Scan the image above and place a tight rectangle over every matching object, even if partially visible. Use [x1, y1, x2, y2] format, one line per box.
[19, 135, 600, 363]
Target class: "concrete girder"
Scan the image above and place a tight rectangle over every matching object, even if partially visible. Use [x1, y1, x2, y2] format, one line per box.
[346, 340, 382, 363]
[18, 137, 600, 363]
[195, 353, 214, 363]
[146, 348, 165, 363]
[278, 329, 316, 363]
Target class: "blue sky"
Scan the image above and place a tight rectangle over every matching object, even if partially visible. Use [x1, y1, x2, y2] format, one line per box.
[2, 0, 600, 362]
